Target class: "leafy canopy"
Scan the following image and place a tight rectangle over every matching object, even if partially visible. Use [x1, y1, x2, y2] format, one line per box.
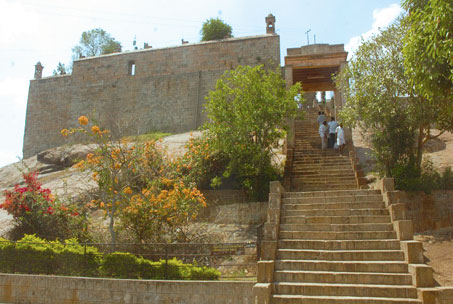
[72, 28, 121, 58]
[337, 17, 453, 178]
[402, 0, 453, 103]
[204, 64, 302, 199]
[201, 18, 233, 41]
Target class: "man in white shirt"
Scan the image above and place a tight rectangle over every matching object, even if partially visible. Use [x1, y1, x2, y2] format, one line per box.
[336, 123, 346, 155]
[327, 117, 338, 149]
[317, 112, 326, 125]
[319, 121, 328, 149]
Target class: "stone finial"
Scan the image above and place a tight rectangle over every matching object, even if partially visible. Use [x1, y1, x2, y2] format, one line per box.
[34, 62, 43, 79]
[266, 14, 276, 34]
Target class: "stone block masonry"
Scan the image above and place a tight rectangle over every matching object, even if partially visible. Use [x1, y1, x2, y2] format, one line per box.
[0, 273, 255, 304]
[23, 34, 280, 158]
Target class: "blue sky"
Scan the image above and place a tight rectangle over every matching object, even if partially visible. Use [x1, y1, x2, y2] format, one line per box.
[0, 0, 403, 167]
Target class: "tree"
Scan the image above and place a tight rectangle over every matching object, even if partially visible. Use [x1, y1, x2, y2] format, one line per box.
[204, 65, 302, 199]
[53, 62, 67, 76]
[72, 28, 121, 59]
[336, 18, 453, 176]
[64, 116, 206, 244]
[200, 18, 233, 41]
[402, 0, 453, 104]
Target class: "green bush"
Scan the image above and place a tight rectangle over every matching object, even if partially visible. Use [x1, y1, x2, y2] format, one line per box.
[189, 266, 221, 280]
[0, 235, 219, 280]
[392, 159, 453, 193]
[101, 252, 141, 278]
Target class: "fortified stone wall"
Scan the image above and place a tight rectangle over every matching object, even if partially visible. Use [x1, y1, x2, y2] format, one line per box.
[23, 34, 280, 158]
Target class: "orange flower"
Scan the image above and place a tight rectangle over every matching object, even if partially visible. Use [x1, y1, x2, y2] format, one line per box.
[123, 187, 133, 195]
[60, 128, 69, 137]
[78, 116, 89, 125]
[91, 125, 101, 134]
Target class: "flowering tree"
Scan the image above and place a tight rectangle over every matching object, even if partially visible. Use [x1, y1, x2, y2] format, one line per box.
[64, 116, 206, 244]
[1, 172, 86, 240]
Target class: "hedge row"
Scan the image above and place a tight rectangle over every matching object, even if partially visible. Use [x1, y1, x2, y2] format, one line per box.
[0, 235, 220, 280]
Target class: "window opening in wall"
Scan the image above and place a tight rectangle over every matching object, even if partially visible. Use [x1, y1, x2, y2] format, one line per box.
[128, 61, 136, 76]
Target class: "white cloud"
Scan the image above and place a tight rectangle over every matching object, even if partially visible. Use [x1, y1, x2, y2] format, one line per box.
[345, 3, 402, 58]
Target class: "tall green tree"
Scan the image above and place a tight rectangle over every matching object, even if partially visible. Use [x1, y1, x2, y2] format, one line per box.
[204, 65, 302, 199]
[72, 28, 121, 59]
[336, 18, 453, 175]
[200, 18, 233, 41]
[402, 0, 453, 104]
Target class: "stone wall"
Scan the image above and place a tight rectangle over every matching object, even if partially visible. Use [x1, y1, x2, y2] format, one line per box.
[0, 273, 255, 304]
[24, 34, 280, 158]
[399, 190, 453, 232]
[200, 190, 267, 224]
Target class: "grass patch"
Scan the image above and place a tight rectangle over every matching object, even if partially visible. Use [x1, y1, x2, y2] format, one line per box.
[129, 131, 172, 142]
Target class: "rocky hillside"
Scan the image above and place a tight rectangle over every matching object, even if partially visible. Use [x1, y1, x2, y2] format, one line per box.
[0, 132, 201, 236]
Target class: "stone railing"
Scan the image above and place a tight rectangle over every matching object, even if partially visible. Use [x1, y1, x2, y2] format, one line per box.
[349, 149, 367, 189]
[282, 116, 295, 190]
[253, 181, 285, 304]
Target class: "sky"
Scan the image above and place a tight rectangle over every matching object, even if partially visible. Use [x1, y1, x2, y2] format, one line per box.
[0, 0, 403, 168]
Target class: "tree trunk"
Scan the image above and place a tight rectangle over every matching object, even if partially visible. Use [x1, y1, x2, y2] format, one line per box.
[109, 207, 116, 250]
[416, 125, 425, 170]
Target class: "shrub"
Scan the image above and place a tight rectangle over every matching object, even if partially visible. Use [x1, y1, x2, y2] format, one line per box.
[189, 266, 221, 280]
[1, 172, 88, 241]
[120, 177, 207, 243]
[0, 235, 219, 280]
[0, 235, 100, 276]
[203, 65, 302, 200]
[392, 158, 451, 193]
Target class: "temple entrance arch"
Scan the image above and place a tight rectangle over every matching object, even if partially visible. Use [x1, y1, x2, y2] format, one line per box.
[284, 44, 348, 116]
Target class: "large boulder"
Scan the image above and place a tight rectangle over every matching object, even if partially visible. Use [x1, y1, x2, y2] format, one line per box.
[37, 144, 96, 167]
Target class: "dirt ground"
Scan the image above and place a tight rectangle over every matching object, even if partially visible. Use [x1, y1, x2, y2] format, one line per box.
[415, 228, 453, 286]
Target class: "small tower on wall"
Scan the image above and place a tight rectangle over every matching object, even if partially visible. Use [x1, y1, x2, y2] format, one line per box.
[266, 14, 276, 34]
[34, 62, 43, 79]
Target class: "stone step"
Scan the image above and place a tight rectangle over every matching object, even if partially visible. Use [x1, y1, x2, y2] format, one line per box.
[291, 184, 357, 191]
[291, 165, 355, 171]
[291, 169, 354, 175]
[283, 194, 383, 203]
[274, 260, 408, 273]
[279, 231, 397, 240]
[271, 295, 422, 304]
[283, 189, 381, 198]
[273, 282, 418, 299]
[274, 270, 413, 285]
[282, 201, 385, 211]
[278, 239, 400, 250]
[281, 215, 390, 224]
[292, 158, 351, 163]
[276, 249, 405, 261]
[279, 223, 394, 232]
[290, 176, 356, 182]
[282, 208, 389, 217]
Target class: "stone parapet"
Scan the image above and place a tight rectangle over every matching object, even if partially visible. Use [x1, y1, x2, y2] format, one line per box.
[0, 274, 255, 304]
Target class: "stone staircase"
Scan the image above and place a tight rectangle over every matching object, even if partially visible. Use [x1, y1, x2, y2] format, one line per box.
[254, 110, 434, 304]
[271, 189, 422, 304]
[291, 114, 357, 191]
